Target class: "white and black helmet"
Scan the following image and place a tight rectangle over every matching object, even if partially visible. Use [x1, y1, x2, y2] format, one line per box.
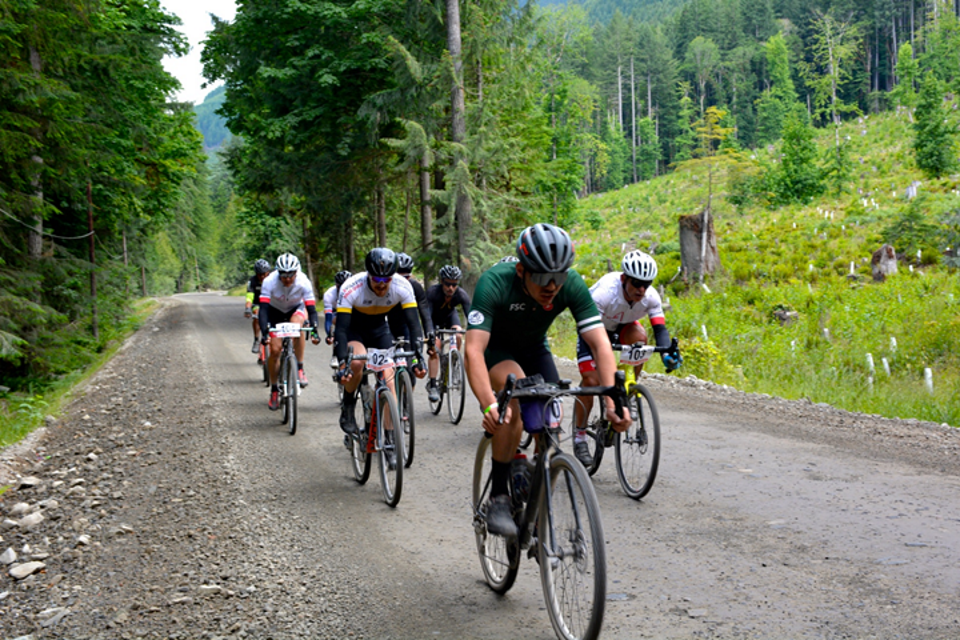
[621, 250, 657, 281]
[497, 256, 519, 264]
[439, 265, 462, 281]
[275, 253, 301, 274]
[516, 223, 574, 273]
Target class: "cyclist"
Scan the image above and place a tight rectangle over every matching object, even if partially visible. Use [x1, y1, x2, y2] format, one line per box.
[572, 249, 682, 466]
[335, 248, 427, 469]
[323, 270, 352, 366]
[464, 223, 631, 538]
[258, 253, 321, 410]
[424, 264, 471, 403]
[388, 253, 433, 375]
[244, 259, 272, 359]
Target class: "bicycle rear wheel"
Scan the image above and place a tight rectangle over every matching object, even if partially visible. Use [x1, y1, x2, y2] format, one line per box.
[447, 349, 465, 424]
[538, 452, 606, 640]
[614, 384, 661, 500]
[348, 400, 370, 484]
[396, 369, 416, 468]
[472, 435, 520, 594]
[377, 387, 403, 507]
[285, 351, 299, 435]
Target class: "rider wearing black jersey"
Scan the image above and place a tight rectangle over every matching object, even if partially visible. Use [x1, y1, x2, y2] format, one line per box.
[245, 259, 272, 357]
[464, 223, 630, 537]
[424, 264, 471, 402]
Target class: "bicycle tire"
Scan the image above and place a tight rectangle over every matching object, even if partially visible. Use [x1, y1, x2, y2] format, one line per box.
[538, 452, 606, 640]
[280, 351, 290, 426]
[348, 390, 370, 484]
[472, 435, 520, 594]
[261, 345, 269, 386]
[285, 350, 298, 436]
[429, 353, 444, 415]
[396, 368, 415, 468]
[572, 398, 604, 476]
[377, 386, 403, 507]
[614, 384, 661, 500]
[447, 349, 466, 424]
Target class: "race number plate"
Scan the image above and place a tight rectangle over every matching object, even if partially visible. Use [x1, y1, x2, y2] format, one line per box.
[366, 347, 396, 372]
[271, 322, 301, 338]
[620, 344, 653, 366]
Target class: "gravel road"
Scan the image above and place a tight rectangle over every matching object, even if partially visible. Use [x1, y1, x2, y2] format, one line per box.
[1, 293, 958, 639]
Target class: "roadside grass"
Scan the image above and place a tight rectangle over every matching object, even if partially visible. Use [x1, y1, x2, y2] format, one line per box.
[561, 110, 960, 427]
[0, 299, 160, 447]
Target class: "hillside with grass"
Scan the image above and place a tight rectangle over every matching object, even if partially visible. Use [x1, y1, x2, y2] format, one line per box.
[554, 110, 959, 427]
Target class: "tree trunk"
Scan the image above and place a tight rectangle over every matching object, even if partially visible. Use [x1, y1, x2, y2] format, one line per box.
[345, 217, 355, 271]
[87, 180, 98, 339]
[630, 57, 637, 183]
[28, 45, 43, 259]
[678, 211, 721, 283]
[376, 172, 387, 247]
[617, 64, 623, 130]
[446, 0, 471, 268]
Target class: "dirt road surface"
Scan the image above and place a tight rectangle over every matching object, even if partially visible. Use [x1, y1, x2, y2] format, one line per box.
[1, 293, 958, 639]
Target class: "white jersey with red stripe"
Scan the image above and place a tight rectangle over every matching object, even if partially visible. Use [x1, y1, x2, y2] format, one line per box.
[258, 271, 316, 313]
[336, 271, 417, 316]
[589, 271, 664, 331]
[322, 285, 338, 314]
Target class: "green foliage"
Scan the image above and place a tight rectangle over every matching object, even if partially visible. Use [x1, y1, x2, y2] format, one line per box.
[570, 110, 960, 426]
[769, 109, 824, 204]
[193, 86, 232, 150]
[882, 198, 942, 260]
[913, 73, 958, 179]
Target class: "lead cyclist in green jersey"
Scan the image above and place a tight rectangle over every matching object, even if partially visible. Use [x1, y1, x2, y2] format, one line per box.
[464, 223, 631, 537]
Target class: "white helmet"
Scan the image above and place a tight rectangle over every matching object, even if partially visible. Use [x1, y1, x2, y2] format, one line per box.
[622, 250, 657, 281]
[275, 253, 301, 274]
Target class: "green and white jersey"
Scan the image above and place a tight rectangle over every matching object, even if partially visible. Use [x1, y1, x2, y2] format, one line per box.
[467, 262, 603, 351]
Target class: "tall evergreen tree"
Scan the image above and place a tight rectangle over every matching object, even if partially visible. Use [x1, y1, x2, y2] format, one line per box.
[913, 72, 957, 179]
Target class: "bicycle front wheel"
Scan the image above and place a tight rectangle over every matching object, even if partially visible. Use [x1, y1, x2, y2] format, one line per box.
[538, 452, 606, 640]
[377, 387, 403, 507]
[261, 346, 269, 386]
[447, 349, 466, 424]
[571, 398, 604, 476]
[280, 354, 291, 426]
[348, 400, 370, 484]
[396, 369, 415, 468]
[472, 435, 520, 594]
[285, 352, 299, 435]
[614, 384, 661, 500]
[429, 354, 444, 415]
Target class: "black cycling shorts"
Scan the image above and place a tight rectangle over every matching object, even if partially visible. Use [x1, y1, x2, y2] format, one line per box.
[265, 305, 305, 327]
[346, 321, 394, 351]
[483, 340, 559, 383]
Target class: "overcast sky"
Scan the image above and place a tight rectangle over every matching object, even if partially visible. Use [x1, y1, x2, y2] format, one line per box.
[160, 0, 237, 105]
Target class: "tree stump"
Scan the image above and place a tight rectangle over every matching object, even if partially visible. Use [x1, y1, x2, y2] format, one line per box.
[679, 211, 721, 282]
[871, 244, 898, 282]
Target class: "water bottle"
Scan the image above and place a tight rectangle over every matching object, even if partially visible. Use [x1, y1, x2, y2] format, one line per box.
[361, 384, 373, 426]
[511, 453, 531, 504]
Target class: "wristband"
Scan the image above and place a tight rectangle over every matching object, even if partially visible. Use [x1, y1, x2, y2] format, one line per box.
[483, 402, 498, 416]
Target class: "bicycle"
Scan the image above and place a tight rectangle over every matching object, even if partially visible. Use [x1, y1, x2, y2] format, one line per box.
[260, 342, 269, 386]
[338, 346, 405, 507]
[575, 338, 678, 500]
[392, 337, 418, 468]
[428, 328, 466, 424]
[472, 372, 627, 640]
[268, 323, 316, 436]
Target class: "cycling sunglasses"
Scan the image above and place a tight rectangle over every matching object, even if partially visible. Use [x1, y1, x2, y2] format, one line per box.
[370, 275, 392, 284]
[442, 280, 459, 288]
[628, 277, 652, 289]
[527, 270, 568, 288]
[278, 271, 297, 278]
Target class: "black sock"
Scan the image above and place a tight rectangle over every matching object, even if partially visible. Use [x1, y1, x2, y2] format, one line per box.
[491, 460, 511, 497]
[298, 363, 303, 370]
[271, 384, 279, 392]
